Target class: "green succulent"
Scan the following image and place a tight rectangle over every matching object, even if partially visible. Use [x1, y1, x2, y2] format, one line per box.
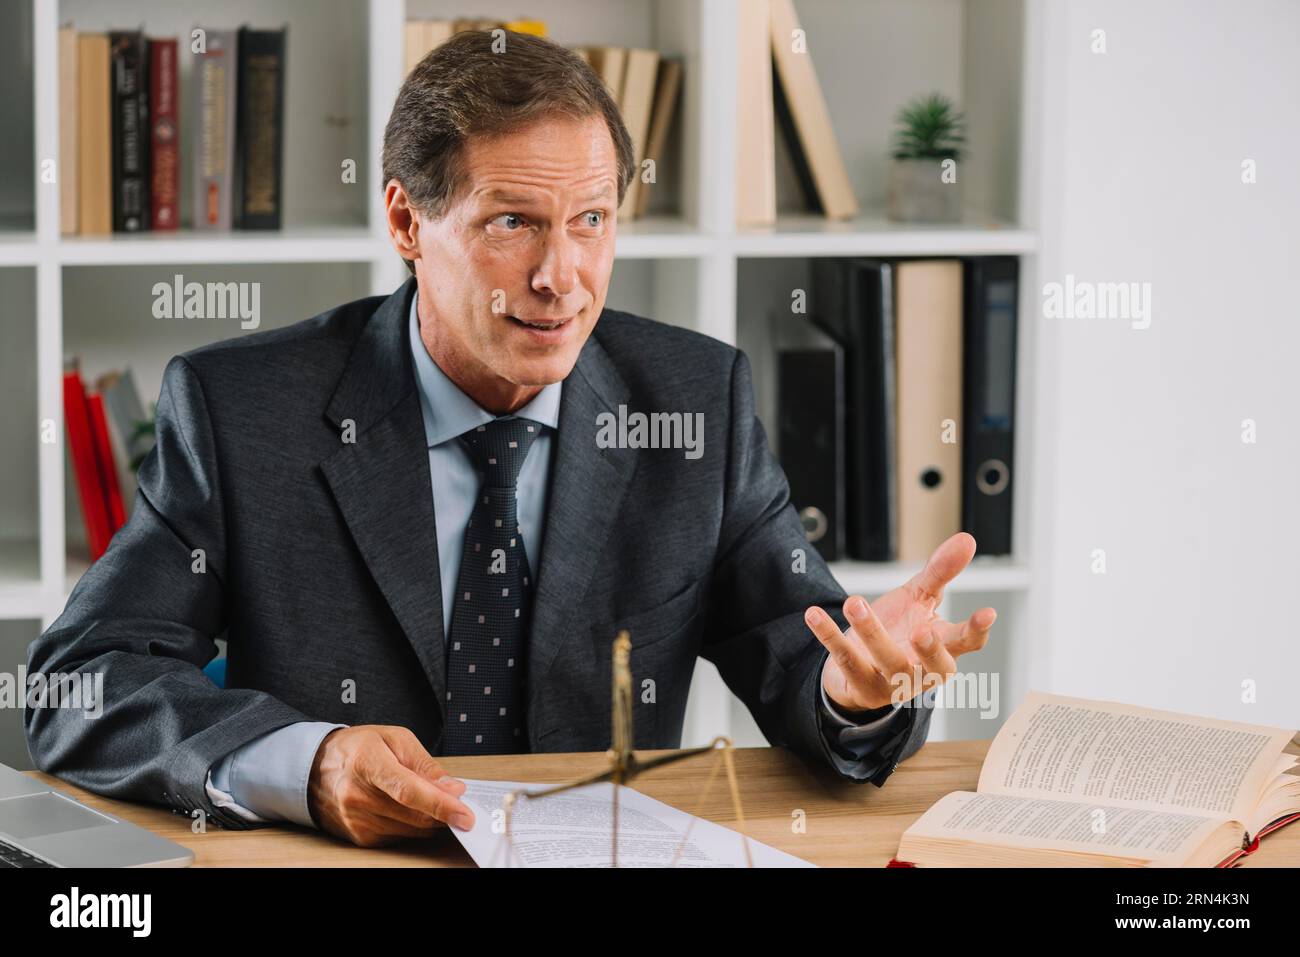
[891, 92, 966, 161]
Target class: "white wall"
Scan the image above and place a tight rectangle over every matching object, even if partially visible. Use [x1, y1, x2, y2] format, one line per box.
[1040, 0, 1300, 729]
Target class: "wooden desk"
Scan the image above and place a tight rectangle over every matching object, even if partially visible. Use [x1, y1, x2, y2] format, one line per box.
[25, 741, 1300, 867]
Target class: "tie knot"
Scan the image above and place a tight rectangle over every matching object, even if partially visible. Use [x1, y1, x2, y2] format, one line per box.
[459, 416, 543, 488]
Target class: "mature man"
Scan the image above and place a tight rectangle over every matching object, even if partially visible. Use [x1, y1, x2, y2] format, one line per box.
[27, 31, 994, 847]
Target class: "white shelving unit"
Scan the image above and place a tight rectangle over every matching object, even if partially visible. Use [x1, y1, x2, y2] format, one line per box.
[2, 0, 1055, 759]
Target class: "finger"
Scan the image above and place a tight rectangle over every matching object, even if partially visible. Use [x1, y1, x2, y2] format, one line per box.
[360, 740, 476, 830]
[379, 726, 464, 788]
[907, 532, 977, 603]
[346, 805, 450, 843]
[804, 605, 884, 694]
[909, 620, 957, 689]
[843, 595, 913, 680]
[936, 607, 997, 656]
[379, 726, 471, 802]
[434, 776, 467, 795]
[374, 762, 476, 830]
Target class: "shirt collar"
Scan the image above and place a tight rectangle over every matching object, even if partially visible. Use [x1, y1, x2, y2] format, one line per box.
[408, 290, 563, 449]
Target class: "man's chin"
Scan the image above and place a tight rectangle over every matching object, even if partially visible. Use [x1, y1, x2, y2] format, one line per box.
[501, 350, 582, 389]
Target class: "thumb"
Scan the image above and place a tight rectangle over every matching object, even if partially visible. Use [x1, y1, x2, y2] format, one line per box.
[380, 726, 461, 785]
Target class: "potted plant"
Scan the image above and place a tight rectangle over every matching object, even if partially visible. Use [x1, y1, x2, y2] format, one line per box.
[887, 92, 966, 223]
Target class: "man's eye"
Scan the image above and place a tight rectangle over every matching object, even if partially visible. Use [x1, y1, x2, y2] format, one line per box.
[582, 211, 604, 227]
[492, 213, 525, 230]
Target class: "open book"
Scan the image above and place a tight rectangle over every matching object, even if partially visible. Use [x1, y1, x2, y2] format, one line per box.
[894, 692, 1300, 867]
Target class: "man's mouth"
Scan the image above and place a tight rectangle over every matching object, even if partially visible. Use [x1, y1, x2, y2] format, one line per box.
[508, 315, 573, 331]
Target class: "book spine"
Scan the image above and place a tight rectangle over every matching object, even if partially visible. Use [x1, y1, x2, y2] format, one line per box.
[110, 32, 149, 232]
[63, 370, 113, 560]
[148, 38, 179, 230]
[77, 35, 113, 235]
[101, 368, 154, 467]
[193, 31, 236, 230]
[58, 26, 79, 235]
[87, 393, 126, 532]
[235, 28, 286, 230]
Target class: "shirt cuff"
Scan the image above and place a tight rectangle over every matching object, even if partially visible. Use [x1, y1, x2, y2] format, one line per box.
[205, 770, 270, 825]
[207, 721, 349, 829]
[818, 656, 904, 730]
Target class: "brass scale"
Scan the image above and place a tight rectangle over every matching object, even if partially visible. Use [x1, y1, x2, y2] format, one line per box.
[492, 631, 753, 867]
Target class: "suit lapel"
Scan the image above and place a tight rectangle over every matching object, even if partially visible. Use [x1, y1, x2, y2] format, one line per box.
[529, 332, 637, 686]
[316, 286, 637, 732]
[319, 278, 449, 711]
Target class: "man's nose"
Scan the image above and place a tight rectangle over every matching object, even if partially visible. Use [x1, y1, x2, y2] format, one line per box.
[530, 230, 579, 298]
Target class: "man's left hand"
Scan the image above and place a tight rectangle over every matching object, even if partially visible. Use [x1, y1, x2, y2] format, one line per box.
[805, 532, 996, 714]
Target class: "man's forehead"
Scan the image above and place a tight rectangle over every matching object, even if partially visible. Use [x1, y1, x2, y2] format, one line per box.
[474, 181, 616, 205]
[458, 116, 617, 200]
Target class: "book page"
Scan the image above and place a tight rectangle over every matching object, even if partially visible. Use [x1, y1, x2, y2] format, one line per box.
[906, 791, 1227, 865]
[449, 779, 815, 868]
[979, 692, 1295, 823]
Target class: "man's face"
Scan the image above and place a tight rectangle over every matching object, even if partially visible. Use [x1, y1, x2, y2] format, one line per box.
[407, 113, 619, 406]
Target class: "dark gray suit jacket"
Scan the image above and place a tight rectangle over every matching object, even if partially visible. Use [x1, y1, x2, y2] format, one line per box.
[26, 278, 931, 829]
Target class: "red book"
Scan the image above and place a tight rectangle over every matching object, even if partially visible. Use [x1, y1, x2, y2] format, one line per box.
[87, 392, 126, 531]
[63, 369, 113, 560]
[148, 37, 179, 230]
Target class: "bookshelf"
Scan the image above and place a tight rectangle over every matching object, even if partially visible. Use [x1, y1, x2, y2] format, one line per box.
[1, 0, 1056, 760]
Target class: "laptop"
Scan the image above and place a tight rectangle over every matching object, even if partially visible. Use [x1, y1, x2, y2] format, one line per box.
[0, 762, 194, 867]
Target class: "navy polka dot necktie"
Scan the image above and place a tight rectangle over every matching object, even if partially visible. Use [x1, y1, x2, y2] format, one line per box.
[442, 415, 543, 754]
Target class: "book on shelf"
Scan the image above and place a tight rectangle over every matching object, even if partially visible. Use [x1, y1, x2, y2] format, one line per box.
[63, 361, 116, 561]
[234, 27, 287, 230]
[613, 48, 659, 221]
[109, 30, 149, 233]
[58, 25, 79, 235]
[76, 33, 112, 235]
[633, 58, 683, 219]
[768, 0, 858, 220]
[736, 0, 776, 226]
[148, 37, 179, 230]
[192, 29, 238, 231]
[60, 23, 288, 234]
[97, 368, 154, 512]
[807, 256, 1017, 563]
[891, 691, 1300, 868]
[86, 393, 126, 531]
[581, 45, 626, 107]
[400, 19, 683, 222]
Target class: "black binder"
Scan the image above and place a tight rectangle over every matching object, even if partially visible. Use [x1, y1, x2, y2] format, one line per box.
[811, 258, 896, 561]
[962, 257, 1019, 555]
[778, 346, 845, 561]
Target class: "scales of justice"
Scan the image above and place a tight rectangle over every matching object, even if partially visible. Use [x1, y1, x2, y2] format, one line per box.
[492, 631, 754, 867]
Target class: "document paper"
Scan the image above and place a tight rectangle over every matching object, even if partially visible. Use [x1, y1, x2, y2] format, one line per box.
[449, 778, 815, 868]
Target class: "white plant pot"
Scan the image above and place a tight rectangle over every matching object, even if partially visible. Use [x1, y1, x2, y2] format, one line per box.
[887, 157, 963, 223]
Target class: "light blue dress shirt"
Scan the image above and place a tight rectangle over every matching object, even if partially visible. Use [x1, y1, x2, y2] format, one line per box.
[204, 292, 905, 827]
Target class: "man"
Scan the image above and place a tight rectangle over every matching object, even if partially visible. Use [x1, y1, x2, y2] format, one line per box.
[27, 31, 995, 848]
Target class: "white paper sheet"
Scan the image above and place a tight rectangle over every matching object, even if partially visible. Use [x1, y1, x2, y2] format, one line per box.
[448, 778, 815, 868]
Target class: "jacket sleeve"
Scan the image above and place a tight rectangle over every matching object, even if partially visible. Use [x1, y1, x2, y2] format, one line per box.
[25, 356, 316, 830]
[699, 349, 932, 786]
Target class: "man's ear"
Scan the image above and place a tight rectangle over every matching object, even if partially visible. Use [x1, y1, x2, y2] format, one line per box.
[384, 179, 420, 267]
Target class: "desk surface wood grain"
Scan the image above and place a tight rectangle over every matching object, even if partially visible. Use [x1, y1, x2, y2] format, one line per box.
[24, 741, 1300, 867]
